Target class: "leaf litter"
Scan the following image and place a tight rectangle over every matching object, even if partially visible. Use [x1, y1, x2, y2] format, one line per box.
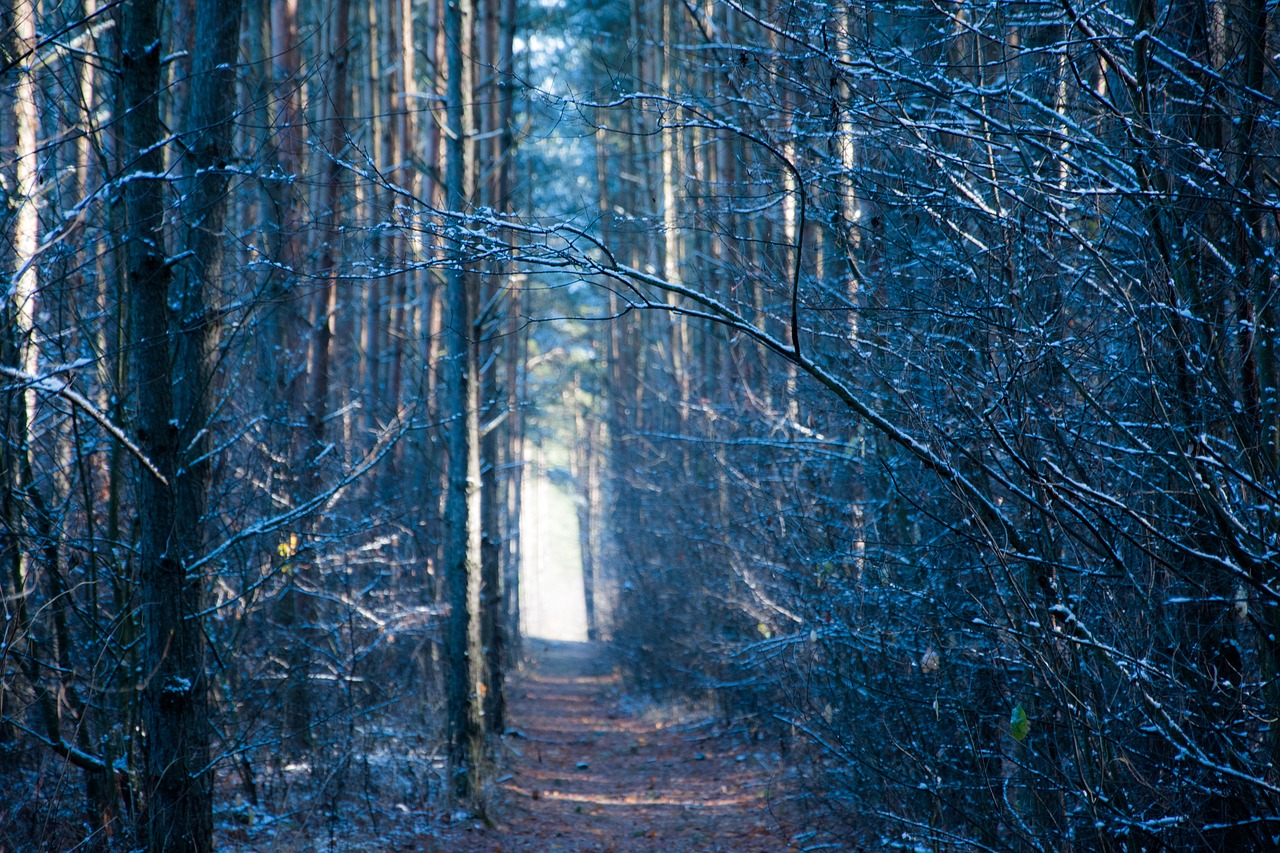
[424, 639, 830, 852]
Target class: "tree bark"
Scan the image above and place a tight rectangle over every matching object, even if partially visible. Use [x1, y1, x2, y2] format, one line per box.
[442, 0, 486, 805]
[122, 0, 209, 846]
[124, 0, 241, 846]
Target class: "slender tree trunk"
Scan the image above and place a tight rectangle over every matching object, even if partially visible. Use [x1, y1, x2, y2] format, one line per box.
[8, 0, 38, 431]
[308, 0, 351, 513]
[480, 348, 505, 731]
[0, 0, 40, 801]
[574, 391, 599, 642]
[69, 22, 122, 837]
[442, 0, 486, 804]
[475, 0, 509, 737]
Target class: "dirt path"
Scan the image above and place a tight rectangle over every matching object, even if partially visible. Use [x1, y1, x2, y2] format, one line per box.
[425, 640, 806, 852]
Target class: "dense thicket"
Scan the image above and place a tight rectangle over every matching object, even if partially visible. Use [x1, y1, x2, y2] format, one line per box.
[2, 0, 521, 847]
[575, 0, 1280, 849]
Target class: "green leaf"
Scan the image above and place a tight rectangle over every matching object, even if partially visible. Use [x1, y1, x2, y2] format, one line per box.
[1010, 703, 1030, 742]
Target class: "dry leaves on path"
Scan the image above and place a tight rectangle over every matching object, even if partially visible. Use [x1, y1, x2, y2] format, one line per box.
[423, 640, 815, 852]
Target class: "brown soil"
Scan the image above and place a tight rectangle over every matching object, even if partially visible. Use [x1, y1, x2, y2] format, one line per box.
[425, 639, 807, 852]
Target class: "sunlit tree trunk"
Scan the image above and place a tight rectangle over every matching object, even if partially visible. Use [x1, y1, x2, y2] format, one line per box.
[7, 0, 38, 446]
[573, 390, 600, 642]
[0, 0, 41, 808]
[499, 0, 524, 666]
[659, 0, 689, 436]
[476, 0, 519, 736]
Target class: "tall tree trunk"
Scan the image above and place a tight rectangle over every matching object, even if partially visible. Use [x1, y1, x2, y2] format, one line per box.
[476, 0, 510, 738]
[442, 0, 486, 805]
[496, 0, 522, 669]
[122, 0, 209, 848]
[124, 0, 241, 846]
[0, 0, 41, 802]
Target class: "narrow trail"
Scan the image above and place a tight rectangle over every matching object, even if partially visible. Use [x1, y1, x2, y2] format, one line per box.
[427, 640, 806, 852]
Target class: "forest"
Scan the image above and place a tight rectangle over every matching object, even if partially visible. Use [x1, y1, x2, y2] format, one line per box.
[2, 0, 1278, 850]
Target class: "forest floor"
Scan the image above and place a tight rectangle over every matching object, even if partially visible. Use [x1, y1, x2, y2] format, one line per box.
[218, 640, 833, 851]
[421, 639, 815, 852]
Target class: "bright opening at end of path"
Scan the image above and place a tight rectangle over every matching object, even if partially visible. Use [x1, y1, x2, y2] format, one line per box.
[520, 459, 588, 642]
